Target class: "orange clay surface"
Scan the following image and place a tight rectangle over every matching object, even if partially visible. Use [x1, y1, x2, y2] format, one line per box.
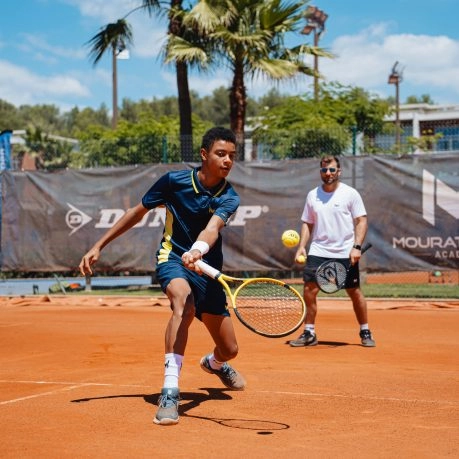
[0, 295, 458, 459]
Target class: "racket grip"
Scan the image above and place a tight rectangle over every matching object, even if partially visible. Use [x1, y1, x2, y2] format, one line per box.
[361, 242, 372, 254]
[195, 259, 221, 279]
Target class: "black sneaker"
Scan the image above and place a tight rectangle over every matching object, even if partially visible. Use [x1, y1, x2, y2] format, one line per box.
[360, 329, 376, 347]
[153, 387, 180, 425]
[289, 330, 318, 347]
[200, 354, 246, 390]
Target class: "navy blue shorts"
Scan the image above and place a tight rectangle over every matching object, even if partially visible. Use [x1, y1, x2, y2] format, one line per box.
[156, 255, 229, 321]
[303, 255, 361, 289]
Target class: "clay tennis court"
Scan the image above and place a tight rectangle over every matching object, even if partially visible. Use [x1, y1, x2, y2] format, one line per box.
[1, 295, 458, 458]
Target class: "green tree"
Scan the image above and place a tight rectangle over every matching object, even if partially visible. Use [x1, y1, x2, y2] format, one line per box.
[253, 96, 348, 158]
[318, 82, 390, 134]
[63, 105, 110, 136]
[18, 104, 63, 133]
[253, 83, 391, 158]
[0, 100, 21, 130]
[192, 87, 231, 126]
[405, 94, 435, 104]
[258, 88, 289, 111]
[77, 115, 213, 167]
[22, 125, 76, 170]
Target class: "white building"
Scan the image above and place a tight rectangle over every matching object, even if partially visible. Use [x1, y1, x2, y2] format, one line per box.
[382, 103, 459, 153]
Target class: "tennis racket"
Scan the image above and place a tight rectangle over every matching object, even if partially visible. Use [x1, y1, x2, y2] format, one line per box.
[315, 242, 372, 294]
[195, 260, 306, 338]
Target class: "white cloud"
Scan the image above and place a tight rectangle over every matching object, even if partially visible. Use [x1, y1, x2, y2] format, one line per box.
[19, 33, 87, 62]
[321, 24, 459, 100]
[128, 19, 167, 59]
[188, 70, 232, 96]
[65, 0, 166, 59]
[0, 60, 90, 106]
[62, 0, 139, 21]
[5, 3, 459, 111]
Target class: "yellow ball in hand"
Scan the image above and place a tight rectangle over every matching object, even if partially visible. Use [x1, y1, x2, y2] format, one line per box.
[296, 255, 306, 264]
[281, 230, 300, 248]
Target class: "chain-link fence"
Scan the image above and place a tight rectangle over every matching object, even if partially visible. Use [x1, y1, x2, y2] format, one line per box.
[10, 115, 459, 170]
[372, 122, 459, 154]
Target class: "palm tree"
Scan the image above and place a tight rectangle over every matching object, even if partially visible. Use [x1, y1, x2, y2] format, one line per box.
[169, 0, 331, 157]
[86, 1, 194, 160]
[137, 1, 195, 160]
[166, 1, 194, 160]
[86, 19, 133, 129]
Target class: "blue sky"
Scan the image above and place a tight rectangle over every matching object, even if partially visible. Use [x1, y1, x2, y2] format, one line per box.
[1, 0, 458, 115]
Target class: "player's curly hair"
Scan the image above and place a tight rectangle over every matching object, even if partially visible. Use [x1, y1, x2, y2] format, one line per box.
[201, 127, 236, 152]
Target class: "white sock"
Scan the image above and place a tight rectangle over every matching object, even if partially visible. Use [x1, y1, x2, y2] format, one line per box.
[305, 324, 315, 334]
[207, 353, 224, 370]
[360, 323, 369, 331]
[163, 353, 183, 388]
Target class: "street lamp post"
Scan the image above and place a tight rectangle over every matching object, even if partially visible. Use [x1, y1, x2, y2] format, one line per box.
[111, 40, 130, 129]
[301, 5, 328, 102]
[388, 61, 403, 152]
[111, 44, 118, 130]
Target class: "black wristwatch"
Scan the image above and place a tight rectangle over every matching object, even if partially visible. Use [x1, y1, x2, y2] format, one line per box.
[353, 244, 362, 250]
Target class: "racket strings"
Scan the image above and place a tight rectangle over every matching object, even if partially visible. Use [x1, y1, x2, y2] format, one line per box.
[233, 280, 304, 336]
[316, 261, 347, 293]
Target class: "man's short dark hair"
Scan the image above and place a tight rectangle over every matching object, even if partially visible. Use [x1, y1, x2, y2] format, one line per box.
[201, 127, 236, 152]
[320, 155, 340, 169]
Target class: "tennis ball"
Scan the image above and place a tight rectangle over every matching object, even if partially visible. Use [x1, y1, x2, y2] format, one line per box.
[296, 255, 306, 264]
[282, 229, 300, 248]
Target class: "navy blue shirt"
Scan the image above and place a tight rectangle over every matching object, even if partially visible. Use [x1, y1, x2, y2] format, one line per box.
[141, 167, 240, 267]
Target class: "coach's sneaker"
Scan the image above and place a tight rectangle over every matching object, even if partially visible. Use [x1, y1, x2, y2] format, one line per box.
[153, 387, 180, 425]
[200, 354, 246, 390]
[289, 330, 318, 347]
[360, 329, 376, 347]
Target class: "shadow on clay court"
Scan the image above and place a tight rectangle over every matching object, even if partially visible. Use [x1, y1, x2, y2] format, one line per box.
[71, 388, 290, 433]
[285, 340, 349, 347]
[71, 387, 232, 407]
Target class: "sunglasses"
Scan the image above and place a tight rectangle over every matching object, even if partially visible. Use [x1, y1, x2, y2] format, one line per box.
[320, 167, 338, 173]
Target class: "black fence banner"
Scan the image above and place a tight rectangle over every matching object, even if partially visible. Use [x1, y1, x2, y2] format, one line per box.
[1, 154, 458, 273]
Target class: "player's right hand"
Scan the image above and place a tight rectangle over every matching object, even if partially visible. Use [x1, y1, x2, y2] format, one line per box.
[295, 254, 306, 264]
[79, 248, 100, 276]
[294, 248, 307, 264]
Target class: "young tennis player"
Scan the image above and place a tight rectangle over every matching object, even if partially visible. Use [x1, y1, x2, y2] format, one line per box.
[290, 155, 376, 348]
[79, 127, 246, 426]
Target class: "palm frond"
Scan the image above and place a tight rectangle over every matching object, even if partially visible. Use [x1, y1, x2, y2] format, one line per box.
[183, 0, 235, 33]
[139, 0, 163, 17]
[86, 19, 133, 66]
[164, 36, 212, 70]
[249, 57, 304, 80]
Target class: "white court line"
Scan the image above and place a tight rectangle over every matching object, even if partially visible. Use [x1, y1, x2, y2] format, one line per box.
[0, 383, 92, 405]
[0, 380, 150, 387]
[257, 390, 459, 406]
[0, 380, 151, 406]
[0, 323, 33, 328]
[1, 380, 457, 407]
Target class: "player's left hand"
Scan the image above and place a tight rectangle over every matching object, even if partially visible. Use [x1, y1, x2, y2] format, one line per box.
[182, 249, 203, 274]
[350, 247, 361, 266]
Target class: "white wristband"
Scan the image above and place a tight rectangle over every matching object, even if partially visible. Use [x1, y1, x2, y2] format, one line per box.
[191, 241, 209, 255]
